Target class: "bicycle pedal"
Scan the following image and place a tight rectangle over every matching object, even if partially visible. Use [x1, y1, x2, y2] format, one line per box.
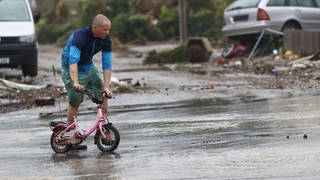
[71, 144, 87, 150]
[75, 131, 84, 138]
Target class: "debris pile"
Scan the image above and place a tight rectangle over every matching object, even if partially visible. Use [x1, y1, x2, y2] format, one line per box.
[212, 47, 320, 90]
[0, 77, 145, 113]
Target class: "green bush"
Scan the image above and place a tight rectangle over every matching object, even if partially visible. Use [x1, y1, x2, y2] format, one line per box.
[145, 26, 164, 41]
[158, 6, 179, 38]
[36, 19, 73, 44]
[144, 45, 189, 64]
[128, 15, 149, 41]
[79, 0, 96, 26]
[112, 13, 130, 43]
[105, 0, 129, 18]
[36, 0, 234, 45]
[189, 8, 215, 37]
[113, 13, 164, 43]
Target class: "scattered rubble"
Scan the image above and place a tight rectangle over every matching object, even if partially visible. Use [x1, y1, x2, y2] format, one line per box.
[0, 84, 60, 113]
[0, 77, 145, 113]
[2, 40, 320, 114]
[211, 49, 320, 90]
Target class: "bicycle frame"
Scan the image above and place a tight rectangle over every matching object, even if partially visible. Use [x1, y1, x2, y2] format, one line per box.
[56, 105, 110, 140]
[82, 105, 109, 138]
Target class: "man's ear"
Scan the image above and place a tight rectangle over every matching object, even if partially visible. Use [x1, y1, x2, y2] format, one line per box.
[92, 25, 98, 34]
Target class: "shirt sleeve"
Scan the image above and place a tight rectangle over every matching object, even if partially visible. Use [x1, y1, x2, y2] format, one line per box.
[102, 51, 112, 70]
[69, 45, 81, 64]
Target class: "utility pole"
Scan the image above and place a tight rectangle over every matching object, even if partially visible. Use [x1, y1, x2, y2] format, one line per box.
[179, 0, 187, 46]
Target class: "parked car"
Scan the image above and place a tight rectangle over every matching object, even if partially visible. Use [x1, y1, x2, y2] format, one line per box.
[222, 0, 320, 41]
[0, 0, 40, 77]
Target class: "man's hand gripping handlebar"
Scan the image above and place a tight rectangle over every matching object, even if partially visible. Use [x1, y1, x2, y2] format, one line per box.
[102, 89, 112, 99]
[73, 83, 85, 93]
[73, 83, 112, 99]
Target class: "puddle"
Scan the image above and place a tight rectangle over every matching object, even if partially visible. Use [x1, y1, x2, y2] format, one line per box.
[1, 95, 320, 179]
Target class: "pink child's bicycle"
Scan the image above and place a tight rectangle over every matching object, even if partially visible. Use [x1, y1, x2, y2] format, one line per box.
[49, 89, 120, 153]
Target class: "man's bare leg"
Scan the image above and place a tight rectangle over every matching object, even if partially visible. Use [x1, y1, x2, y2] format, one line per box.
[67, 105, 87, 150]
[103, 97, 108, 115]
[67, 105, 78, 125]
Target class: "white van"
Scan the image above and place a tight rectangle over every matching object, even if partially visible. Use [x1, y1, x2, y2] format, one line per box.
[0, 0, 40, 77]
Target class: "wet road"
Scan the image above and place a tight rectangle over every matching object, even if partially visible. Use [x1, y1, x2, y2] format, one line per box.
[1, 93, 320, 179]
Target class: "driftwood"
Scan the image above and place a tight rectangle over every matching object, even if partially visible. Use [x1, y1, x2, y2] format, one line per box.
[287, 55, 314, 66]
[0, 78, 45, 91]
[287, 54, 320, 70]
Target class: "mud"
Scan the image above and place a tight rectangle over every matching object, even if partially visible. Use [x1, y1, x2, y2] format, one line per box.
[1, 44, 320, 179]
[1, 44, 320, 114]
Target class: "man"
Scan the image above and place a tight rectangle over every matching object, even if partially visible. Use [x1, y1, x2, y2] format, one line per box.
[61, 14, 113, 127]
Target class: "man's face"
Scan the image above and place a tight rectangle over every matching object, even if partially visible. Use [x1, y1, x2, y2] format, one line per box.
[95, 20, 111, 39]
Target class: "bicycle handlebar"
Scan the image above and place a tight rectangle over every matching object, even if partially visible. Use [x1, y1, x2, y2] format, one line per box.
[83, 89, 112, 105]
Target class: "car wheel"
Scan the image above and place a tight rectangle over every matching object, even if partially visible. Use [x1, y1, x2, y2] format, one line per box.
[282, 22, 301, 32]
[22, 65, 38, 77]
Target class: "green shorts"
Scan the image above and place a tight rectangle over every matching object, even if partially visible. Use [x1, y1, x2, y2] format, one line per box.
[62, 67, 104, 106]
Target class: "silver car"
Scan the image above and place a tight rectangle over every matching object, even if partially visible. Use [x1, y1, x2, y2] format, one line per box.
[222, 0, 320, 40]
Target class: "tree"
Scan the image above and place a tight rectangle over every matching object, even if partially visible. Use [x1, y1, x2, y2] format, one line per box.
[46, 0, 68, 24]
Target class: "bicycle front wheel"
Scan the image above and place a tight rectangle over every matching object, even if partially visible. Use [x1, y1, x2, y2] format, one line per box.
[95, 124, 120, 152]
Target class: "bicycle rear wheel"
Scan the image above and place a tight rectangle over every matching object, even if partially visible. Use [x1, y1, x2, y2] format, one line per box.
[50, 128, 72, 153]
[95, 124, 120, 152]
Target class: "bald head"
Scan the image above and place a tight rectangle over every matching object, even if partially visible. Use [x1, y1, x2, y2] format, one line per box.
[92, 14, 110, 27]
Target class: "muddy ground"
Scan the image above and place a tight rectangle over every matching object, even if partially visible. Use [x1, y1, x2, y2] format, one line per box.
[1, 43, 320, 113]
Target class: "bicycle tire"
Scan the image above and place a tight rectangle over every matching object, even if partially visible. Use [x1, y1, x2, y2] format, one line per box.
[95, 124, 120, 152]
[50, 128, 72, 153]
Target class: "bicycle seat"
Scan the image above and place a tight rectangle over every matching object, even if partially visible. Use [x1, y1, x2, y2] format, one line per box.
[84, 89, 104, 104]
[92, 97, 104, 104]
[49, 121, 66, 127]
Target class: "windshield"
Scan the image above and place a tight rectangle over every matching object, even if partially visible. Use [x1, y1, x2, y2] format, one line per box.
[0, 0, 30, 21]
[226, 0, 261, 11]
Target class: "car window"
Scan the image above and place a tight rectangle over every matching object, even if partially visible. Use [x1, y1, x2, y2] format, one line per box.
[226, 0, 261, 11]
[288, 0, 299, 6]
[315, 0, 320, 6]
[267, 0, 286, 6]
[0, 0, 30, 22]
[296, 0, 316, 7]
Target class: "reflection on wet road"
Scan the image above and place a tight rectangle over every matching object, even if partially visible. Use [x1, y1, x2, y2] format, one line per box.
[1, 95, 320, 179]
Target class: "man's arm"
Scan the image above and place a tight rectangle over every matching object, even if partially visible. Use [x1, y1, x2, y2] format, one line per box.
[102, 50, 112, 97]
[102, 70, 112, 98]
[69, 45, 81, 85]
[103, 70, 111, 90]
[68, 45, 83, 91]
[70, 64, 79, 84]
[70, 64, 84, 92]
